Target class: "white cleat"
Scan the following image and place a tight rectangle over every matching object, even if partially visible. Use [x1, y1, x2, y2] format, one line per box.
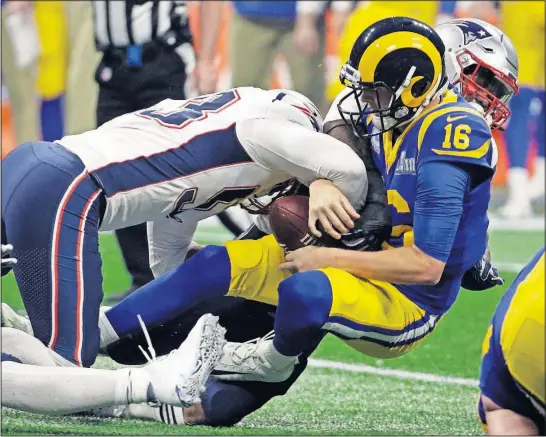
[213, 332, 297, 383]
[140, 313, 226, 408]
[1, 303, 33, 335]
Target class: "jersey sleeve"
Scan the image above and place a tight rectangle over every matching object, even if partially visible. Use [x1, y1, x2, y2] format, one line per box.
[417, 107, 495, 178]
[236, 117, 367, 211]
[413, 161, 468, 262]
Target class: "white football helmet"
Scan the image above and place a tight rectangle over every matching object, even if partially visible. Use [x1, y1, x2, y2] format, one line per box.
[435, 18, 519, 130]
[267, 89, 324, 132]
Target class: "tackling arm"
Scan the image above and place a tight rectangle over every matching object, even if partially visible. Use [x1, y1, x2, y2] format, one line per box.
[236, 118, 367, 210]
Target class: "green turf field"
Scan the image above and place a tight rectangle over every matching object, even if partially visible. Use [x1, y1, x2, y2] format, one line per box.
[1, 225, 544, 435]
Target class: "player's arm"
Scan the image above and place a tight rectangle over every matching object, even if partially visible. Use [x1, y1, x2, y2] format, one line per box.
[147, 218, 198, 278]
[287, 160, 468, 284]
[283, 112, 491, 282]
[236, 117, 367, 239]
[324, 119, 391, 251]
[481, 395, 540, 436]
[341, 110, 496, 284]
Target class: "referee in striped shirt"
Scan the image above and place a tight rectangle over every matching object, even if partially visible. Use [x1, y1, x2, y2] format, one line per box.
[92, 0, 222, 297]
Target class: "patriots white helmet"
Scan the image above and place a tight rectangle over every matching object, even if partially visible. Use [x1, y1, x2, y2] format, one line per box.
[266, 89, 324, 133]
[436, 18, 519, 130]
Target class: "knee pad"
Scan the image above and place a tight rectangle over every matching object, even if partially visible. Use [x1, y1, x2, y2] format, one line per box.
[277, 271, 333, 329]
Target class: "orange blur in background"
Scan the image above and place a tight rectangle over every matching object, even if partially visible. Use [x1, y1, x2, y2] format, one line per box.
[1, 3, 535, 184]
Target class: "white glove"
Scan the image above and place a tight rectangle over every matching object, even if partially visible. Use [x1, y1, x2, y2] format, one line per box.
[1, 244, 17, 270]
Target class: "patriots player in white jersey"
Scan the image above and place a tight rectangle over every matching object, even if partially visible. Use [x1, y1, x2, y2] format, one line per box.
[1, 87, 367, 372]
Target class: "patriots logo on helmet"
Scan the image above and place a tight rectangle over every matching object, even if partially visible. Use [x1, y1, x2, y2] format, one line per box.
[455, 21, 493, 45]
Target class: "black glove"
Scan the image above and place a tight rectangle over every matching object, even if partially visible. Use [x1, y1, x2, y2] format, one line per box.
[339, 195, 392, 252]
[461, 256, 504, 291]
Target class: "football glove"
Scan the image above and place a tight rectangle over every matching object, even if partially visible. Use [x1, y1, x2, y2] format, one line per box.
[339, 198, 392, 252]
[461, 255, 504, 291]
[1, 244, 17, 276]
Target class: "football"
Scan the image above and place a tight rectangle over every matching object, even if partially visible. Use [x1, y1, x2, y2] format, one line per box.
[269, 195, 338, 252]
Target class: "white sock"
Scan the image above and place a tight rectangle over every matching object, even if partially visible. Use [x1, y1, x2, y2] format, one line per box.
[262, 340, 298, 370]
[124, 403, 185, 425]
[1, 328, 150, 415]
[98, 308, 120, 348]
[1, 362, 151, 415]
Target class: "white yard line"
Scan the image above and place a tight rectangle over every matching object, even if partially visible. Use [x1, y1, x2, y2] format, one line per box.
[488, 216, 544, 232]
[494, 261, 526, 273]
[308, 358, 479, 387]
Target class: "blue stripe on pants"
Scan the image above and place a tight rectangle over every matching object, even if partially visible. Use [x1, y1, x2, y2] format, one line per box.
[2, 142, 104, 367]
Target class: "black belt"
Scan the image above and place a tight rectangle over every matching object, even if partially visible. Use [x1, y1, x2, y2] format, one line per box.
[102, 40, 164, 64]
[100, 32, 192, 64]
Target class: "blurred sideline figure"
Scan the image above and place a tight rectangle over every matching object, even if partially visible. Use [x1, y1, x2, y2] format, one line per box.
[91, 0, 223, 296]
[230, 0, 353, 114]
[1, 1, 100, 144]
[498, 1, 545, 217]
[64, 1, 101, 136]
[1, 0, 40, 144]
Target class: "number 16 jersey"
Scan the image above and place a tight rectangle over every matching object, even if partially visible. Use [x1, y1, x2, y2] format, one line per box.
[369, 89, 496, 314]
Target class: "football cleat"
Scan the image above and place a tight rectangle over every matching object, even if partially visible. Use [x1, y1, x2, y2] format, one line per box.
[139, 313, 226, 407]
[213, 332, 297, 383]
[1, 303, 33, 335]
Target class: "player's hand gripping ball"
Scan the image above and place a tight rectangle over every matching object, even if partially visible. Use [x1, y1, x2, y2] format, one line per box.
[268, 195, 339, 252]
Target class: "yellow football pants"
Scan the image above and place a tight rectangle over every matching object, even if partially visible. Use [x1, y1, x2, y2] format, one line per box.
[224, 235, 439, 359]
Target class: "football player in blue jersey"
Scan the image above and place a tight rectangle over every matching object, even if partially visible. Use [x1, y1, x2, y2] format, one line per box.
[478, 247, 545, 435]
[97, 16, 520, 381]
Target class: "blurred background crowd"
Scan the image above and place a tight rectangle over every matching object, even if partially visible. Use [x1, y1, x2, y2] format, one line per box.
[1, 1, 544, 217]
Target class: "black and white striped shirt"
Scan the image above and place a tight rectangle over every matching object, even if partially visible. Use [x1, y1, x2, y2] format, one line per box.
[92, 0, 192, 50]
